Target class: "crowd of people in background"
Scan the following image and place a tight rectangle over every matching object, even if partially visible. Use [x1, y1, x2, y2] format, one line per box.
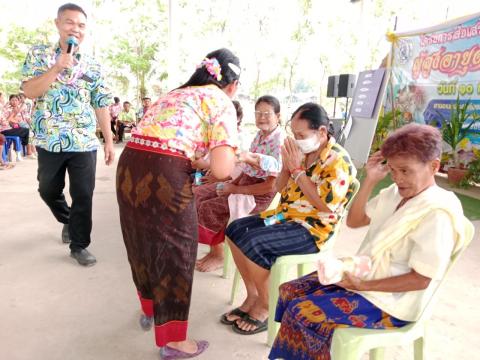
[0, 90, 150, 170]
[0, 92, 36, 169]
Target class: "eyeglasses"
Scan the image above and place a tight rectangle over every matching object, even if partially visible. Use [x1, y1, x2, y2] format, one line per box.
[254, 111, 275, 119]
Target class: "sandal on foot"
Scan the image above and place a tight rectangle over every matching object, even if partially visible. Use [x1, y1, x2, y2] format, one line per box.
[139, 314, 154, 331]
[159, 340, 209, 360]
[232, 315, 268, 335]
[0, 163, 14, 170]
[220, 307, 248, 325]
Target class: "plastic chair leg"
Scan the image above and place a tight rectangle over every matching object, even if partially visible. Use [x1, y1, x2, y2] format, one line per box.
[370, 347, 385, 360]
[413, 336, 425, 360]
[297, 263, 315, 277]
[222, 241, 233, 279]
[267, 263, 289, 346]
[230, 269, 241, 305]
[330, 341, 365, 360]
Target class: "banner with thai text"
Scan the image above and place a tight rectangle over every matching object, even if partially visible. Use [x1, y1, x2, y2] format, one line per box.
[390, 12, 480, 164]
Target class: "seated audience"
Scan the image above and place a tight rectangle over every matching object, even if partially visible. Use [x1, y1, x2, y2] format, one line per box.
[223, 102, 356, 335]
[109, 96, 121, 139]
[0, 133, 14, 169]
[1, 96, 29, 162]
[116, 101, 136, 143]
[269, 123, 469, 360]
[4, 94, 36, 158]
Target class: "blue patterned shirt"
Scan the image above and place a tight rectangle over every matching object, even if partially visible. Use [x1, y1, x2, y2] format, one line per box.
[22, 44, 112, 152]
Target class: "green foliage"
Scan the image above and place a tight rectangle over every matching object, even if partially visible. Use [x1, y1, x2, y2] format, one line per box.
[458, 156, 480, 188]
[371, 109, 401, 152]
[437, 96, 480, 168]
[104, 1, 167, 99]
[0, 22, 55, 94]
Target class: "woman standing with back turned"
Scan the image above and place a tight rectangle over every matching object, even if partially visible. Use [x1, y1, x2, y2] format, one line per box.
[116, 48, 241, 359]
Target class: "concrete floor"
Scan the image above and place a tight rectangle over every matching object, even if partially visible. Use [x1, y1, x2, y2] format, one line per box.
[1, 144, 479, 360]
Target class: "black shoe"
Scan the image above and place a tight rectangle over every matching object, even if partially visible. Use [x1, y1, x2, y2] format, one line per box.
[70, 249, 97, 267]
[62, 224, 71, 244]
[139, 314, 154, 331]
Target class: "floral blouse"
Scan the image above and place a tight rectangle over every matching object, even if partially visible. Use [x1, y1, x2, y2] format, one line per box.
[3, 105, 31, 128]
[261, 138, 357, 249]
[22, 43, 112, 152]
[132, 84, 237, 160]
[242, 125, 283, 179]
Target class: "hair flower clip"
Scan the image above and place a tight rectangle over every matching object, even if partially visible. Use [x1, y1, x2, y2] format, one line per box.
[197, 57, 222, 81]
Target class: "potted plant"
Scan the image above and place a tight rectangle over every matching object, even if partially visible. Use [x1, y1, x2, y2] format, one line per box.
[459, 155, 480, 188]
[438, 96, 480, 184]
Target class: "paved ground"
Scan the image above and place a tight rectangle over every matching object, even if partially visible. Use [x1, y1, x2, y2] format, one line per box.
[1, 144, 479, 360]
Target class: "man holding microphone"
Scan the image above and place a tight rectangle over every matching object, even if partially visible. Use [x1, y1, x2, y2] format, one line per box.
[22, 3, 114, 266]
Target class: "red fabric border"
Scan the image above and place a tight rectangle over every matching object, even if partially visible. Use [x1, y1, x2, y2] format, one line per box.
[137, 291, 154, 317]
[154, 320, 188, 347]
[198, 224, 225, 246]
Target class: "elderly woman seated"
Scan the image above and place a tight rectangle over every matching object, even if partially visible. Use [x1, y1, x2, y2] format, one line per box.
[268, 123, 469, 360]
[194, 95, 284, 272]
[222, 102, 356, 335]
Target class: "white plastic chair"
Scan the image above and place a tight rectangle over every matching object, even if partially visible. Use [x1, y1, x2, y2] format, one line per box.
[330, 216, 475, 360]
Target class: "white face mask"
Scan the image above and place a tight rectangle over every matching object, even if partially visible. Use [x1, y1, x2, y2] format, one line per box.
[295, 135, 321, 154]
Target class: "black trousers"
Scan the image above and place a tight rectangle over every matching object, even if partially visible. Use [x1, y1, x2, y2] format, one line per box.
[110, 116, 117, 136]
[1, 128, 29, 146]
[37, 147, 97, 251]
[117, 123, 133, 141]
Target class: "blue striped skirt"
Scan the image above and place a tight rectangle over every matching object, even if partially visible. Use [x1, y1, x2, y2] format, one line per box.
[225, 215, 319, 270]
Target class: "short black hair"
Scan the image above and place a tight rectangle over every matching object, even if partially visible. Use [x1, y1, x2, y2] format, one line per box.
[123, 101, 131, 105]
[291, 102, 329, 130]
[255, 95, 281, 114]
[142, 97, 151, 101]
[9, 94, 19, 101]
[58, 3, 87, 19]
[114, 97, 120, 103]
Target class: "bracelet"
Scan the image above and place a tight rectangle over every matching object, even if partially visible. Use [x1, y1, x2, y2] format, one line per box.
[293, 170, 306, 182]
[291, 167, 305, 174]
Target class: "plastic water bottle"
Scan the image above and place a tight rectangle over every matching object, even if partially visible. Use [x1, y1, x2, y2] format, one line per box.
[194, 171, 203, 185]
[259, 154, 281, 173]
[264, 212, 286, 226]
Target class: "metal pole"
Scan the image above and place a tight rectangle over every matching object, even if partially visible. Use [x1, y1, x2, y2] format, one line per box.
[167, 0, 175, 90]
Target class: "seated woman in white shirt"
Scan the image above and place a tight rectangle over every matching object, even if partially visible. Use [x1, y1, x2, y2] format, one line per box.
[269, 123, 470, 360]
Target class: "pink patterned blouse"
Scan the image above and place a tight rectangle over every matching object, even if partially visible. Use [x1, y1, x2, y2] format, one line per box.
[131, 85, 237, 160]
[242, 125, 283, 178]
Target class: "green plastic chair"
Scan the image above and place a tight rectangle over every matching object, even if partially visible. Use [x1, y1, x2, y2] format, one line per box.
[223, 178, 360, 345]
[222, 193, 281, 280]
[265, 178, 361, 345]
[329, 216, 475, 360]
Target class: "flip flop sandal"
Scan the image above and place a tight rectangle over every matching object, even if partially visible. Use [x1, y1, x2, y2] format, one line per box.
[220, 307, 248, 325]
[160, 340, 209, 360]
[0, 163, 14, 170]
[232, 315, 268, 335]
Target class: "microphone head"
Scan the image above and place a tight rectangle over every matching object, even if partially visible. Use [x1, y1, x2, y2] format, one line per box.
[66, 36, 78, 46]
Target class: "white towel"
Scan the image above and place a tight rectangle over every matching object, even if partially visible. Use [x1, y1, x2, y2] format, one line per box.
[317, 255, 372, 285]
[228, 193, 256, 222]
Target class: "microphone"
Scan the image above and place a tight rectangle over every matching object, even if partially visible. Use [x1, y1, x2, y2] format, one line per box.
[66, 36, 78, 54]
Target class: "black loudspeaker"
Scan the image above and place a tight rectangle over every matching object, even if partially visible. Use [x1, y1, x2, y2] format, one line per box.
[337, 74, 356, 98]
[326, 75, 338, 98]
